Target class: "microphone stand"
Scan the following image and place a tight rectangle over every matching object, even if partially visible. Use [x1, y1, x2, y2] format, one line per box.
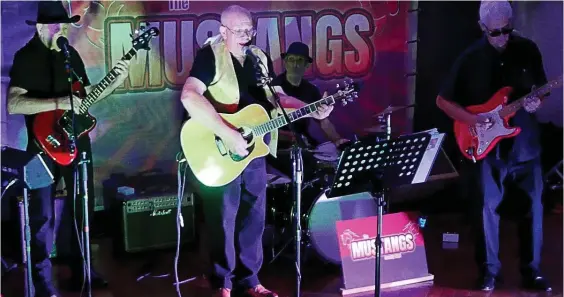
[61, 42, 93, 297]
[252, 55, 305, 297]
[372, 111, 392, 297]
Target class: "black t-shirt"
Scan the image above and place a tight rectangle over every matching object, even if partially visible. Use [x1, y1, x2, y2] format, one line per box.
[271, 72, 326, 146]
[439, 35, 547, 162]
[189, 45, 276, 114]
[9, 34, 91, 152]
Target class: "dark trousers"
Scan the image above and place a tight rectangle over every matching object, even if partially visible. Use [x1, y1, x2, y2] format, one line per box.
[192, 158, 267, 290]
[473, 155, 544, 277]
[27, 137, 95, 289]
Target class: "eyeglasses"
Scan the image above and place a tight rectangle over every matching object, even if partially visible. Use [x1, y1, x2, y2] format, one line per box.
[486, 25, 514, 37]
[284, 56, 307, 66]
[222, 24, 256, 38]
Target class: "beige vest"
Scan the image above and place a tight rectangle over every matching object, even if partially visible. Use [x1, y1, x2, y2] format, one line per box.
[206, 40, 279, 157]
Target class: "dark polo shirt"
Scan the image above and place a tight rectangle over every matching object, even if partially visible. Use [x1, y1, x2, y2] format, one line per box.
[9, 34, 91, 152]
[440, 35, 548, 162]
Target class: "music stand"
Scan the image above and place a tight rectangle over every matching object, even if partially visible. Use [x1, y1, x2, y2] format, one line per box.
[1, 146, 54, 297]
[326, 129, 443, 297]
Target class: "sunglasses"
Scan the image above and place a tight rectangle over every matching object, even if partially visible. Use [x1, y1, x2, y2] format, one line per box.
[486, 26, 514, 37]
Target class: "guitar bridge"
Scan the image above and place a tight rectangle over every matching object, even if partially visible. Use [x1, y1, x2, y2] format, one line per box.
[46, 135, 61, 148]
[215, 136, 228, 156]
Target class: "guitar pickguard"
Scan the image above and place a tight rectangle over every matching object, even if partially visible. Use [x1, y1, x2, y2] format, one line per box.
[474, 105, 517, 154]
[57, 112, 96, 140]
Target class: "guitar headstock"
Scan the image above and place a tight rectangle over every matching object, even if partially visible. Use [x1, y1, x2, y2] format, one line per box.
[130, 22, 160, 51]
[334, 79, 359, 106]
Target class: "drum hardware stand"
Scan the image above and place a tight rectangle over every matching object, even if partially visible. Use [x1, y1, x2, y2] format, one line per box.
[252, 57, 306, 297]
[326, 128, 441, 297]
[544, 159, 563, 190]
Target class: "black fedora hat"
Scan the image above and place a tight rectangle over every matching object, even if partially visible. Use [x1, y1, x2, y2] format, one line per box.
[25, 1, 80, 26]
[281, 42, 313, 63]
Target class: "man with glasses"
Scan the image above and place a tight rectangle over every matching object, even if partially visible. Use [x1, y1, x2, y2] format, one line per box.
[267, 42, 348, 184]
[436, 1, 551, 292]
[180, 5, 332, 297]
[272, 42, 348, 150]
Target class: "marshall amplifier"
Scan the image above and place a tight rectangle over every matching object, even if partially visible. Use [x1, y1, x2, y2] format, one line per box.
[113, 191, 195, 254]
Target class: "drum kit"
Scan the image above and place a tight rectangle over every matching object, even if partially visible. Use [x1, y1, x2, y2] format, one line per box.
[263, 104, 416, 265]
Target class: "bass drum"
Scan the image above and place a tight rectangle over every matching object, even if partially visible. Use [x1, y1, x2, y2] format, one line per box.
[305, 190, 378, 264]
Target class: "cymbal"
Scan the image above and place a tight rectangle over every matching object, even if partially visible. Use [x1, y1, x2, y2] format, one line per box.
[372, 104, 415, 117]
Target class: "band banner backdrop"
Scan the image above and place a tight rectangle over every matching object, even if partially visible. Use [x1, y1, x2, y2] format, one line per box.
[1, 1, 413, 210]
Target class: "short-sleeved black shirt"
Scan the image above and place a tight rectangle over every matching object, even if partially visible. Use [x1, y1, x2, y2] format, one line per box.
[439, 35, 547, 162]
[9, 34, 91, 152]
[271, 72, 327, 146]
[189, 45, 276, 114]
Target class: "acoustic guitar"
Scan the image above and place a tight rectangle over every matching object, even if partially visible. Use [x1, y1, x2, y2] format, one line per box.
[180, 81, 358, 187]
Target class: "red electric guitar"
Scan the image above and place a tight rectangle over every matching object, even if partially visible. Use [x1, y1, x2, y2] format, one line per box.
[454, 75, 562, 162]
[33, 25, 159, 166]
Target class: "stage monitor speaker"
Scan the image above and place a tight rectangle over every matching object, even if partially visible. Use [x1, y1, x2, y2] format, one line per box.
[1, 146, 54, 190]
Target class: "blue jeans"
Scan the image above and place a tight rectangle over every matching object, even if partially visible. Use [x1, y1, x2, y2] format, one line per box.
[27, 137, 95, 293]
[474, 155, 544, 277]
[193, 158, 267, 290]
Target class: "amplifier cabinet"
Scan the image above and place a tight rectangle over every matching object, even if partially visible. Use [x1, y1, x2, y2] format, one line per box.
[113, 192, 195, 254]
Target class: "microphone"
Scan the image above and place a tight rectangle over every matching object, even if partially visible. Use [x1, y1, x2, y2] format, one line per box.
[242, 46, 260, 65]
[242, 46, 272, 86]
[56, 36, 70, 56]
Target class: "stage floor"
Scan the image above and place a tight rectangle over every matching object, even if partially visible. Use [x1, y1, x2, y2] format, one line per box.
[1, 210, 562, 297]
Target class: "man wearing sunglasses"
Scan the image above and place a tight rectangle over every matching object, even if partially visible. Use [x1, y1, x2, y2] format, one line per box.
[436, 1, 551, 292]
[180, 5, 333, 297]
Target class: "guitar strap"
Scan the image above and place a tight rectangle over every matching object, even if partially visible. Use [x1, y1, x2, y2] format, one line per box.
[71, 69, 84, 84]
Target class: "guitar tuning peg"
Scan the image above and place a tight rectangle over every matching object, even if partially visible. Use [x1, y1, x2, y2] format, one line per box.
[342, 101, 348, 106]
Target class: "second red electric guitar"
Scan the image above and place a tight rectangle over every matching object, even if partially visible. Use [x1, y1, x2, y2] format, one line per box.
[454, 75, 562, 162]
[32, 26, 159, 166]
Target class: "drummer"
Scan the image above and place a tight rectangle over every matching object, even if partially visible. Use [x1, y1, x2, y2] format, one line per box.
[271, 41, 349, 150]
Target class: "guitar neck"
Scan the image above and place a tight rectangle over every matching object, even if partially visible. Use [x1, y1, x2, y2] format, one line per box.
[78, 48, 138, 113]
[499, 77, 562, 117]
[252, 95, 336, 136]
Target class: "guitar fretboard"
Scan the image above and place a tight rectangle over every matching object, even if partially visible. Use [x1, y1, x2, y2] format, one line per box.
[499, 76, 563, 117]
[252, 96, 336, 136]
[78, 48, 138, 113]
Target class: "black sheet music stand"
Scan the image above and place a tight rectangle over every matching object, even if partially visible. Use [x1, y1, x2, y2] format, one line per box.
[326, 130, 440, 297]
